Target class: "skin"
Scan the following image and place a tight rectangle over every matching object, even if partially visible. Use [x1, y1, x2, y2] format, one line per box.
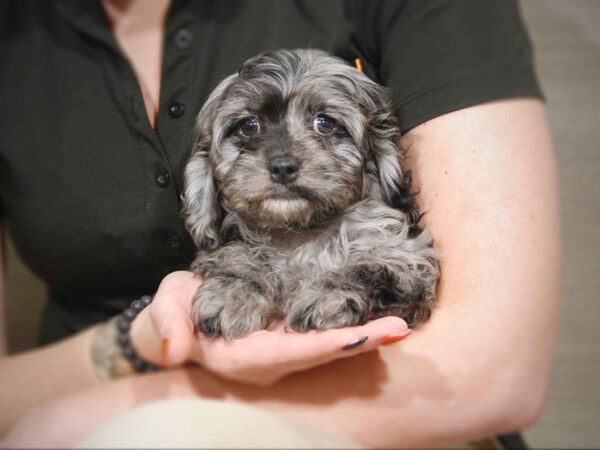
[0, 1, 561, 447]
[1, 98, 560, 448]
[0, 228, 7, 356]
[0, 270, 409, 438]
[101, 0, 171, 129]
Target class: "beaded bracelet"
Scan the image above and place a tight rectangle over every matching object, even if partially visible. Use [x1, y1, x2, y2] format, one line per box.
[116, 295, 160, 373]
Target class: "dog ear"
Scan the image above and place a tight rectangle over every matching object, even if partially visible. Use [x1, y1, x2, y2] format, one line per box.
[182, 74, 236, 250]
[357, 80, 404, 206]
[356, 78, 421, 226]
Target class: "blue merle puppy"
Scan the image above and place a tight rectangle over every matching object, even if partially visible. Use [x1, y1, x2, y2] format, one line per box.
[182, 49, 439, 340]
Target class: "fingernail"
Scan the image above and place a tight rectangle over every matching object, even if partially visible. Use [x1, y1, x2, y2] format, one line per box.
[161, 338, 170, 366]
[342, 336, 368, 351]
[381, 330, 412, 345]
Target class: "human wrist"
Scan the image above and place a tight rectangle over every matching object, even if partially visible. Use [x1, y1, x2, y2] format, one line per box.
[129, 300, 165, 367]
[90, 296, 164, 381]
[90, 316, 136, 381]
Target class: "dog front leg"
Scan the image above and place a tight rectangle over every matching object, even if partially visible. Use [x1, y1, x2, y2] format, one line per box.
[191, 244, 282, 340]
[286, 258, 437, 332]
[286, 272, 371, 331]
[347, 261, 437, 327]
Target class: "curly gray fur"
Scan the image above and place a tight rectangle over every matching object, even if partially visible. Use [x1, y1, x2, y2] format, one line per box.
[182, 49, 439, 340]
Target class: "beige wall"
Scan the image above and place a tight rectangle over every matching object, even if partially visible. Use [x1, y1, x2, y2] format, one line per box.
[520, 1, 600, 448]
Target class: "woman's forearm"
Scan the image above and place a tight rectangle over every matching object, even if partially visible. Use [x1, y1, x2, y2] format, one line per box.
[0, 301, 163, 437]
[0, 227, 103, 434]
[7, 295, 551, 448]
[0, 226, 102, 433]
[0, 327, 100, 435]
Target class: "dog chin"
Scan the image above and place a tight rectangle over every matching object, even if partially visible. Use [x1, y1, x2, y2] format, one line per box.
[259, 197, 312, 225]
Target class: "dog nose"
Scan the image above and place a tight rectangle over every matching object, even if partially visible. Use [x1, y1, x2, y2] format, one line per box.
[268, 156, 300, 184]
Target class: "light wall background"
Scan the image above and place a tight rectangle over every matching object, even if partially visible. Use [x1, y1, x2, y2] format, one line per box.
[3, 1, 600, 448]
[520, 1, 600, 448]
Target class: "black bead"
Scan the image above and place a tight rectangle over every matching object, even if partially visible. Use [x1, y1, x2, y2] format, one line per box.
[117, 333, 130, 346]
[118, 317, 131, 331]
[115, 295, 160, 373]
[123, 308, 136, 321]
[131, 357, 146, 371]
[130, 300, 143, 312]
[122, 346, 135, 359]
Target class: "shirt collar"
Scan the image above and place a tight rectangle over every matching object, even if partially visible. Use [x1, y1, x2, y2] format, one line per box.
[54, 0, 116, 50]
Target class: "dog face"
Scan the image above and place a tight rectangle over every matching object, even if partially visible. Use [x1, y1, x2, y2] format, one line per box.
[183, 49, 405, 249]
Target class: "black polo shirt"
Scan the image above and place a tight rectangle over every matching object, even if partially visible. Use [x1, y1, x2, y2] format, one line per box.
[0, 0, 541, 344]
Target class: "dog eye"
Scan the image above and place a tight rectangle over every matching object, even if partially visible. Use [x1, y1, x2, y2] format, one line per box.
[313, 115, 337, 136]
[238, 117, 261, 137]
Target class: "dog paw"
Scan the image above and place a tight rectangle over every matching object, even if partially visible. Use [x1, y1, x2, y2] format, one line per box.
[351, 263, 437, 327]
[286, 275, 369, 331]
[192, 275, 280, 340]
[370, 282, 436, 327]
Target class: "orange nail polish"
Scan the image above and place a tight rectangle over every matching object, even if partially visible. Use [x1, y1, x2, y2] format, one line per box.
[381, 331, 411, 345]
[161, 338, 170, 366]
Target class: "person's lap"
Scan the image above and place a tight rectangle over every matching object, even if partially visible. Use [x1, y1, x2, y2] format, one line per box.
[75, 398, 358, 449]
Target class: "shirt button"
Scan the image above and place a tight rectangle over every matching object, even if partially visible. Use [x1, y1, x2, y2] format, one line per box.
[155, 168, 170, 188]
[174, 29, 193, 49]
[167, 233, 183, 252]
[169, 102, 185, 118]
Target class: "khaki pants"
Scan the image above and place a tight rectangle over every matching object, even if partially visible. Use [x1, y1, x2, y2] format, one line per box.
[75, 398, 359, 449]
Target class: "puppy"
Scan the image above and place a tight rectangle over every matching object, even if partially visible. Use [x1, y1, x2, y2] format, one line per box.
[182, 49, 439, 340]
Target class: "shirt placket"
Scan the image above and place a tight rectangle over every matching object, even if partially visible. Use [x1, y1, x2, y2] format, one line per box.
[56, 0, 196, 272]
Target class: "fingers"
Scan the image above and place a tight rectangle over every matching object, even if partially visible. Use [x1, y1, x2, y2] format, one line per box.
[195, 316, 410, 382]
[280, 316, 408, 358]
[301, 316, 410, 365]
[155, 312, 194, 366]
[149, 271, 203, 367]
[155, 271, 203, 308]
[142, 269, 410, 382]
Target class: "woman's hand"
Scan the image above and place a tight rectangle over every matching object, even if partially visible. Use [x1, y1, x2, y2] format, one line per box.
[189, 318, 410, 386]
[131, 271, 410, 386]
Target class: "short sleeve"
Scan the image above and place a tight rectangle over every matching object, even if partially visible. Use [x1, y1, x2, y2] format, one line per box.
[346, 0, 542, 131]
[0, 178, 4, 220]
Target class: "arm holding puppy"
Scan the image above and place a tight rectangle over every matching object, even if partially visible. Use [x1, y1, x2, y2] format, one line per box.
[2, 98, 560, 448]
[146, 98, 560, 448]
[0, 268, 405, 440]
